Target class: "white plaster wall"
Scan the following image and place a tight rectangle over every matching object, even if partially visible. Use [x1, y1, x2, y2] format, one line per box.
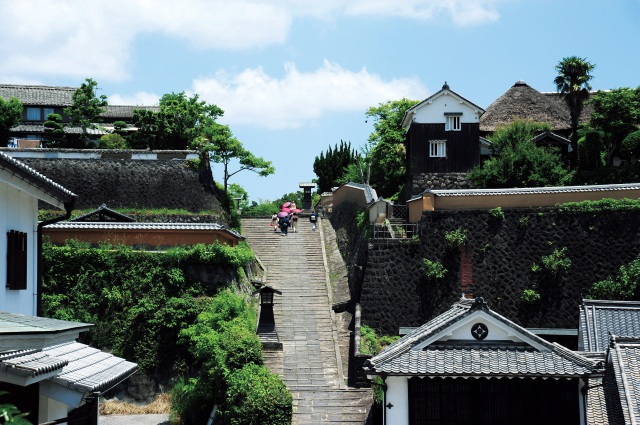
[412, 92, 482, 124]
[0, 181, 39, 315]
[385, 376, 409, 425]
[39, 396, 69, 424]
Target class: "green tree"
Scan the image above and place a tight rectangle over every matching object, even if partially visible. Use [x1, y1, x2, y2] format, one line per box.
[589, 87, 640, 165]
[64, 78, 108, 144]
[313, 140, 356, 194]
[132, 92, 223, 150]
[99, 133, 129, 149]
[365, 98, 420, 199]
[468, 120, 570, 188]
[620, 130, 640, 162]
[196, 122, 275, 192]
[227, 183, 250, 212]
[0, 96, 22, 147]
[554, 56, 595, 156]
[42, 113, 67, 148]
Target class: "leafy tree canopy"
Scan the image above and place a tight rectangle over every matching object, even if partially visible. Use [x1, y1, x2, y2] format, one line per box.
[589, 87, 640, 165]
[64, 78, 108, 139]
[0, 96, 22, 147]
[132, 92, 223, 150]
[195, 121, 275, 192]
[365, 98, 420, 199]
[468, 120, 571, 188]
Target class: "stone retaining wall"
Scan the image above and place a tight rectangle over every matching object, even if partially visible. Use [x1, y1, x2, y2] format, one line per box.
[410, 172, 473, 195]
[331, 203, 640, 336]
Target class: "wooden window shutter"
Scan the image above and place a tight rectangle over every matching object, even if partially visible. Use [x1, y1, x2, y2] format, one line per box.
[7, 230, 28, 290]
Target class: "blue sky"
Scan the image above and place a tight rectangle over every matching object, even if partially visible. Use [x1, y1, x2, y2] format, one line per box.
[1, 0, 638, 202]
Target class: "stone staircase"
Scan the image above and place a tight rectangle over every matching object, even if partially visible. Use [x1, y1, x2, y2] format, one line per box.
[241, 217, 372, 424]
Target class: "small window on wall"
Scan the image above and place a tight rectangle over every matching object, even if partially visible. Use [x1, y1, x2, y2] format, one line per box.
[445, 115, 461, 131]
[26, 107, 40, 121]
[429, 140, 446, 158]
[7, 231, 27, 290]
[44, 108, 55, 119]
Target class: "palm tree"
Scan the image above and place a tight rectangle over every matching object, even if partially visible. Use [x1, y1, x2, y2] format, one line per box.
[554, 56, 596, 166]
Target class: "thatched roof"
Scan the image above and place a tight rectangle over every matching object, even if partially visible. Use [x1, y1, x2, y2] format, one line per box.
[480, 81, 571, 132]
[543, 92, 594, 126]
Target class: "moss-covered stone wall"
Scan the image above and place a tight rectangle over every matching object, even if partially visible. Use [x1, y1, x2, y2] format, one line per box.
[331, 204, 640, 336]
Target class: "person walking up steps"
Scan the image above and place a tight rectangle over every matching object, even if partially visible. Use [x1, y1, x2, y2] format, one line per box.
[309, 211, 317, 231]
[280, 216, 290, 236]
[291, 213, 298, 233]
[271, 212, 279, 232]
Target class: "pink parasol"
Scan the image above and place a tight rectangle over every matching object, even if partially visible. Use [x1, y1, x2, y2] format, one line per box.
[282, 202, 291, 208]
[291, 208, 302, 213]
[281, 207, 291, 213]
[277, 211, 289, 218]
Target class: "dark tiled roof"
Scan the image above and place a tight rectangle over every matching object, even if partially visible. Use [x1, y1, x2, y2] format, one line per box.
[101, 105, 159, 119]
[420, 183, 640, 199]
[610, 337, 640, 424]
[0, 151, 76, 206]
[372, 340, 594, 377]
[586, 358, 625, 425]
[365, 298, 598, 378]
[10, 124, 108, 135]
[46, 221, 243, 239]
[579, 300, 640, 352]
[0, 84, 75, 106]
[72, 204, 136, 222]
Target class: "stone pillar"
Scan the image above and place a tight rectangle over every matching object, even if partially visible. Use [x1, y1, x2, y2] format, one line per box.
[299, 182, 316, 210]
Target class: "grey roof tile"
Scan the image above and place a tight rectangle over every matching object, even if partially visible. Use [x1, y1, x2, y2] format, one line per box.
[610, 337, 640, 424]
[423, 183, 640, 198]
[366, 298, 598, 378]
[0, 311, 90, 334]
[0, 84, 76, 106]
[579, 300, 640, 352]
[0, 151, 77, 204]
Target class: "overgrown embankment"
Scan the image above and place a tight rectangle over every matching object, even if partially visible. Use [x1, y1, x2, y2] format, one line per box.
[43, 241, 254, 390]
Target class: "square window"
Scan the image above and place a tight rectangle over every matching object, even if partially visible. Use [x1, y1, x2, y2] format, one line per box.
[429, 140, 446, 158]
[44, 108, 55, 120]
[445, 115, 461, 131]
[26, 107, 41, 121]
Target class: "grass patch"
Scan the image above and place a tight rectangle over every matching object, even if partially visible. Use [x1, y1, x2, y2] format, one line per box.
[100, 393, 171, 415]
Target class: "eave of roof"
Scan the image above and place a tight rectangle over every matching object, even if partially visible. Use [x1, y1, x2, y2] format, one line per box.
[0, 151, 76, 208]
[420, 183, 640, 198]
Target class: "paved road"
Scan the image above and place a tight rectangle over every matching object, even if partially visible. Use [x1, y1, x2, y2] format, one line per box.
[242, 218, 372, 424]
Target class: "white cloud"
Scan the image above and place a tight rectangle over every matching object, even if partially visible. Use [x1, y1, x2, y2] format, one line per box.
[0, 0, 502, 82]
[192, 60, 428, 129]
[108, 91, 161, 106]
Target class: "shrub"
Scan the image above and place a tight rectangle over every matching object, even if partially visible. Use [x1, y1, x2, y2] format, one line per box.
[99, 133, 129, 149]
[532, 247, 571, 277]
[422, 259, 447, 280]
[590, 255, 640, 300]
[521, 289, 541, 303]
[225, 363, 293, 425]
[444, 228, 467, 249]
[620, 130, 640, 161]
[359, 325, 380, 355]
[489, 207, 505, 219]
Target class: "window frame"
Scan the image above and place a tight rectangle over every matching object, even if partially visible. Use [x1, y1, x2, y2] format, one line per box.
[429, 140, 447, 158]
[43, 108, 55, 120]
[7, 230, 28, 290]
[444, 113, 462, 131]
[26, 107, 41, 121]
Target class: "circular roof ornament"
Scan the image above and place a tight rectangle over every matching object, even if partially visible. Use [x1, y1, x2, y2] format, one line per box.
[471, 323, 489, 340]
